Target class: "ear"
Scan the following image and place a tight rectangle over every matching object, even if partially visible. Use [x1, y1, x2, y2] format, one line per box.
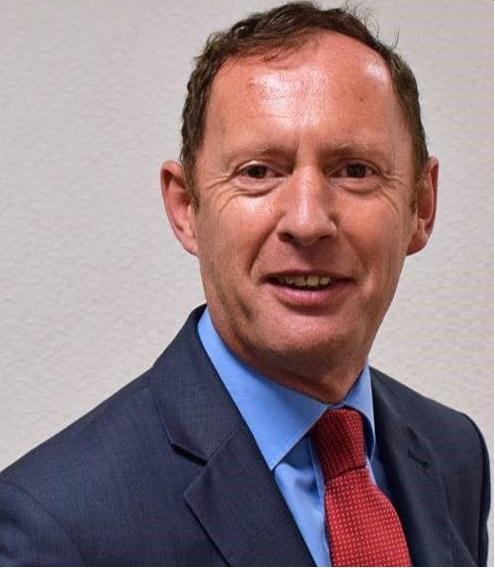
[407, 157, 439, 256]
[160, 160, 198, 256]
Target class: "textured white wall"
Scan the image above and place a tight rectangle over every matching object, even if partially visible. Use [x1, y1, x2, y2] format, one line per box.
[1, 0, 492, 554]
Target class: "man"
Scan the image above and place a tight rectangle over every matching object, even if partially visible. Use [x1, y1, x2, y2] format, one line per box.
[0, 2, 489, 566]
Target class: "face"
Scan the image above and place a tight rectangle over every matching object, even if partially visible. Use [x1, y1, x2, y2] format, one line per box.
[163, 33, 437, 401]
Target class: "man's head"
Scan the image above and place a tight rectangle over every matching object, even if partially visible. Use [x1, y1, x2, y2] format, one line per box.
[179, 2, 429, 207]
[162, 3, 438, 402]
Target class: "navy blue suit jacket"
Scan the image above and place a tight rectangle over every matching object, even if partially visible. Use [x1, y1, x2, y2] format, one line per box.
[0, 307, 490, 566]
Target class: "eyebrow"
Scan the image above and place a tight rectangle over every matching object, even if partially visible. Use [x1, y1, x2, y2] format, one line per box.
[220, 133, 394, 172]
[222, 142, 291, 168]
[330, 141, 386, 157]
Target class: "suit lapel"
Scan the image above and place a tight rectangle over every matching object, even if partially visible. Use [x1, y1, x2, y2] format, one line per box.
[371, 370, 454, 566]
[185, 425, 314, 566]
[150, 308, 314, 566]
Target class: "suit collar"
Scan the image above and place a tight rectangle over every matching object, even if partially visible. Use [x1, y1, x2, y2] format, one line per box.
[149, 306, 240, 461]
[371, 369, 454, 567]
[149, 306, 314, 566]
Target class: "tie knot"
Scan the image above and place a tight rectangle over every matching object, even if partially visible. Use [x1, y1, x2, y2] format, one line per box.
[312, 408, 365, 480]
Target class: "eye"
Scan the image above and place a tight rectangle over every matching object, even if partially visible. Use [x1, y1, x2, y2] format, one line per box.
[334, 163, 375, 178]
[239, 164, 272, 179]
[234, 162, 283, 194]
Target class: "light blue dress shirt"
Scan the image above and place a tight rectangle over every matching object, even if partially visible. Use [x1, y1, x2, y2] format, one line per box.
[197, 308, 382, 567]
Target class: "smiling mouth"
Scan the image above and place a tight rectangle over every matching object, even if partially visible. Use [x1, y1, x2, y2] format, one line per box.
[272, 274, 335, 290]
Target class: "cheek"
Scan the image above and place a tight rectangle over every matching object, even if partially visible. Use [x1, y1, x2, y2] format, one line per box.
[346, 202, 411, 277]
[216, 197, 277, 256]
[195, 202, 255, 280]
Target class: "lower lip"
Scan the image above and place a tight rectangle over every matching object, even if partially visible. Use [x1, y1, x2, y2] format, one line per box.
[266, 279, 352, 309]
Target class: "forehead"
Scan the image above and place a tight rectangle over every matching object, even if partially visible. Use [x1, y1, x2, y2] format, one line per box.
[203, 32, 407, 148]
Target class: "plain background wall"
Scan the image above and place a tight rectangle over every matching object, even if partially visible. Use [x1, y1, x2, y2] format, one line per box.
[1, 0, 492, 558]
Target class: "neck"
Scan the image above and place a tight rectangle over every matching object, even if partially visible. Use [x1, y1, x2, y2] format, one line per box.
[235, 347, 368, 404]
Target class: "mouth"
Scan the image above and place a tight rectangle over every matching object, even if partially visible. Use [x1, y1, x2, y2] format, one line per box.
[272, 274, 335, 290]
[265, 271, 352, 309]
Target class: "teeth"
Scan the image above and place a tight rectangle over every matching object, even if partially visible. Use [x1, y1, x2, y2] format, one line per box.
[276, 275, 333, 288]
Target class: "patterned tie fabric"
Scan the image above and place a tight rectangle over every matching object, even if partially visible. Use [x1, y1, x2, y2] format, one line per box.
[312, 408, 411, 567]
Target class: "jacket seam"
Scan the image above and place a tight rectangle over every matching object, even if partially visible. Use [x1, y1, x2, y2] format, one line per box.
[0, 479, 87, 565]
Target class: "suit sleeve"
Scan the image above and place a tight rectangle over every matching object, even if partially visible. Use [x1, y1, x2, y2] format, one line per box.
[0, 481, 86, 566]
[468, 416, 491, 567]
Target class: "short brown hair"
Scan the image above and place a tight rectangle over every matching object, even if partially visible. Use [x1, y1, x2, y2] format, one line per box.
[180, 1, 429, 205]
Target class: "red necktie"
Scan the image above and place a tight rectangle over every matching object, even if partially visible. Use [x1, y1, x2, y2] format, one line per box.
[312, 408, 411, 567]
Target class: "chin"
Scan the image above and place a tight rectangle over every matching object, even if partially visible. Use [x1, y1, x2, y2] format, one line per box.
[254, 328, 352, 365]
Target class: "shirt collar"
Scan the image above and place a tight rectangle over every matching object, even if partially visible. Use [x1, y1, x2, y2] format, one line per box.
[197, 307, 376, 470]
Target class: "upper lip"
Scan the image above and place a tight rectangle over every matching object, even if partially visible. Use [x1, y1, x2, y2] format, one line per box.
[264, 269, 351, 281]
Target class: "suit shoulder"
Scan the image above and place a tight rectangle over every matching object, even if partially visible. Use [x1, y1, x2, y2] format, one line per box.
[0, 310, 205, 506]
[372, 365, 465, 417]
[370, 367, 486, 449]
[0, 369, 155, 496]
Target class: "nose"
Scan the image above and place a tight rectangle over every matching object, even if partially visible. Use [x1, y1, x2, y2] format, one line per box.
[277, 169, 338, 247]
